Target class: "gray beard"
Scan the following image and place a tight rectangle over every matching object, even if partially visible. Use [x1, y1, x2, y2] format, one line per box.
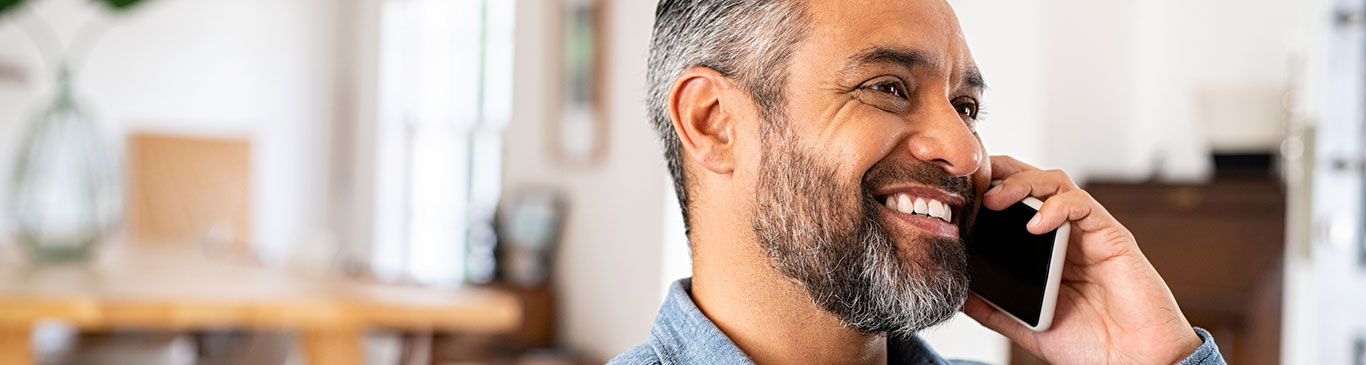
[751, 138, 971, 340]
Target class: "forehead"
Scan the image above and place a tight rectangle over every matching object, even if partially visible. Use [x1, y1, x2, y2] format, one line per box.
[801, 0, 973, 74]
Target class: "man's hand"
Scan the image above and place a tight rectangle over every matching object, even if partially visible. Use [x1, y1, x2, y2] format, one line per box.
[961, 156, 1203, 365]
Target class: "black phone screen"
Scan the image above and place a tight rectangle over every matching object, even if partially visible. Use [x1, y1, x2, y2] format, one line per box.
[966, 201, 1060, 327]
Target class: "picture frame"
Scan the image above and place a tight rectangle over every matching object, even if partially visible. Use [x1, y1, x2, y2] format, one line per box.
[549, 0, 610, 168]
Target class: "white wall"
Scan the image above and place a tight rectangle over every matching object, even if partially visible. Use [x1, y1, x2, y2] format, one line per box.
[0, 0, 337, 260]
[1281, 0, 1337, 362]
[503, 0, 667, 359]
[1031, 0, 1297, 182]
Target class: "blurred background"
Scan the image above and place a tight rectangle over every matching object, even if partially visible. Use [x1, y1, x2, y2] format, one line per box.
[0, 0, 1362, 364]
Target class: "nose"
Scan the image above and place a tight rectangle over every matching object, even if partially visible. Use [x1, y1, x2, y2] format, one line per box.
[904, 100, 983, 177]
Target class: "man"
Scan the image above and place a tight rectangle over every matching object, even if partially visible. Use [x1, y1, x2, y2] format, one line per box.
[612, 0, 1226, 364]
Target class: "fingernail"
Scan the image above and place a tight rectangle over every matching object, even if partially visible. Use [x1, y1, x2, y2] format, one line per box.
[985, 186, 1001, 196]
[1027, 214, 1041, 228]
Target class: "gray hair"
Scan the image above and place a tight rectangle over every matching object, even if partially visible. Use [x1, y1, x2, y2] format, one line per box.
[647, 0, 811, 238]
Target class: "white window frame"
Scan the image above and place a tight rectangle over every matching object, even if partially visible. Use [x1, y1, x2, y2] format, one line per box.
[355, 0, 515, 287]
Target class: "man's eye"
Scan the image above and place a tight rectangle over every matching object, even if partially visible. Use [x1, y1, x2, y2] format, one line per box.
[865, 80, 908, 99]
[954, 98, 979, 119]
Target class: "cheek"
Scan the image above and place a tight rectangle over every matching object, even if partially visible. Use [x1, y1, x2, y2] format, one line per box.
[733, 132, 765, 193]
[829, 108, 908, 177]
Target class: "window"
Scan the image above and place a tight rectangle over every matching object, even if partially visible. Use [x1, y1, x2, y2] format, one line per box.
[371, 0, 514, 287]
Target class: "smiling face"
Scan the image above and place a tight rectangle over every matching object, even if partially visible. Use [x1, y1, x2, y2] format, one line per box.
[747, 0, 992, 337]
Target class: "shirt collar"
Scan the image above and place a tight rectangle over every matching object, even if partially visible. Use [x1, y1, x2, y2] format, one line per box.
[648, 278, 952, 364]
[648, 278, 755, 364]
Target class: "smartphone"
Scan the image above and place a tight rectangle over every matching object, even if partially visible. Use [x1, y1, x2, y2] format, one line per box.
[966, 191, 1070, 332]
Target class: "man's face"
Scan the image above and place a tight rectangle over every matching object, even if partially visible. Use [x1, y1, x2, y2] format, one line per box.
[748, 0, 992, 338]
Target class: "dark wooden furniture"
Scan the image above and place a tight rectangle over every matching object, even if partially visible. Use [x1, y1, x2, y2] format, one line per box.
[1011, 176, 1284, 365]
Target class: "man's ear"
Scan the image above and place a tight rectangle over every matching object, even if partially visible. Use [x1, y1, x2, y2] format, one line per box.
[668, 67, 738, 175]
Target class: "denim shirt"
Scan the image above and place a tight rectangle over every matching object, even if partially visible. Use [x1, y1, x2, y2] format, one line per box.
[609, 278, 1227, 365]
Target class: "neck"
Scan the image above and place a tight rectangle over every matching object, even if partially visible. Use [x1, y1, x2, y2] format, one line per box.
[689, 227, 888, 365]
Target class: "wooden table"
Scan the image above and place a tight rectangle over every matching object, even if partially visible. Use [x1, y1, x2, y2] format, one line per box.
[0, 243, 521, 365]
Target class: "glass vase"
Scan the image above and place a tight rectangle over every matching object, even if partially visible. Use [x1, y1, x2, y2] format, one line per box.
[8, 67, 123, 263]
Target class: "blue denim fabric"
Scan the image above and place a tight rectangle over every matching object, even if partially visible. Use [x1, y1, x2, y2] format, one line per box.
[609, 278, 1226, 365]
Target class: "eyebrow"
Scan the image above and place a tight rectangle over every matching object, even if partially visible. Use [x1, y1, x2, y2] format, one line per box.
[843, 46, 987, 91]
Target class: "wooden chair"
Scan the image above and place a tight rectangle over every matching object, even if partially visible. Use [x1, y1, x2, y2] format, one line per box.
[126, 133, 252, 256]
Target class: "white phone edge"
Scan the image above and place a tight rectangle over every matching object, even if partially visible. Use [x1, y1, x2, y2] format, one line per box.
[973, 195, 1070, 332]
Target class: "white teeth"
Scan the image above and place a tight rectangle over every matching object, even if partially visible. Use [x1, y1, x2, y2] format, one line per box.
[897, 194, 914, 214]
[881, 194, 953, 224]
[928, 200, 945, 220]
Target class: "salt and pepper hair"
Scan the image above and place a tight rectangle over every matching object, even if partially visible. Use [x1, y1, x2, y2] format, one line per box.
[647, 0, 811, 237]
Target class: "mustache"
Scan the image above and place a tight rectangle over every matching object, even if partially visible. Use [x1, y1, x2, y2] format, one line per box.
[861, 161, 976, 209]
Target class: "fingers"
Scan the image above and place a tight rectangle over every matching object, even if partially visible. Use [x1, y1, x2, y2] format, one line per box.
[962, 295, 1034, 346]
[983, 168, 1079, 211]
[984, 155, 1114, 233]
[985, 157, 1138, 266]
[1027, 189, 1099, 234]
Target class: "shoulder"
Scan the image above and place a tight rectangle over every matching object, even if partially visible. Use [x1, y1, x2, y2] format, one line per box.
[607, 343, 662, 365]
